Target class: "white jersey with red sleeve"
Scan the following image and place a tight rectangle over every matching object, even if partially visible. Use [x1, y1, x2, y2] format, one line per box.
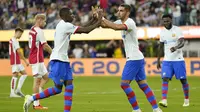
[28, 26, 47, 64]
[114, 18, 144, 60]
[9, 37, 21, 65]
[50, 20, 79, 62]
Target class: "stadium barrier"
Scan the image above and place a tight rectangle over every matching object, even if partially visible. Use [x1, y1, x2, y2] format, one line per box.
[0, 58, 199, 76]
[1, 26, 200, 41]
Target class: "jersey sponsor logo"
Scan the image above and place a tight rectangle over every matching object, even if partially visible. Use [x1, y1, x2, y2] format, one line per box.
[172, 34, 176, 37]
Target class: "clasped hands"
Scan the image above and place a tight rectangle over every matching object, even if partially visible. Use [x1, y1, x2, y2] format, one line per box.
[91, 6, 107, 27]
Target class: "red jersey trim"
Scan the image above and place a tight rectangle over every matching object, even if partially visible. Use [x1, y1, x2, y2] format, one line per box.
[74, 26, 80, 34]
[123, 24, 128, 30]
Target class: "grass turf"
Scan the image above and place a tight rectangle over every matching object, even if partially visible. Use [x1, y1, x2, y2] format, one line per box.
[0, 76, 200, 112]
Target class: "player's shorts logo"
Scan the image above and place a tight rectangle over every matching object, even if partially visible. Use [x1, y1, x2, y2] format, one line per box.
[163, 72, 166, 76]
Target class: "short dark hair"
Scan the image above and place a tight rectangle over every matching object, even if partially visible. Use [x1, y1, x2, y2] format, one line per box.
[162, 14, 172, 19]
[59, 7, 70, 18]
[120, 4, 131, 12]
[15, 27, 24, 33]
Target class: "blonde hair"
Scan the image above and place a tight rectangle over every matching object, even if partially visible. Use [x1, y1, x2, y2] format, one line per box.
[34, 14, 46, 21]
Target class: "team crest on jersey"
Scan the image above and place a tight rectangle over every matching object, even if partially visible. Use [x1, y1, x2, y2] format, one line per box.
[172, 34, 176, 37]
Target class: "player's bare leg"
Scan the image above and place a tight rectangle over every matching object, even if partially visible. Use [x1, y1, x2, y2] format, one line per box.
[39, 74, 49, 92]
[159, 78, 169, 107]
[180, 79, 189, 107]
[33, 77, 48, 110]
[15, 70, 27, 97]
[10, 72, 20, 97]
[137, 80, 162, 112]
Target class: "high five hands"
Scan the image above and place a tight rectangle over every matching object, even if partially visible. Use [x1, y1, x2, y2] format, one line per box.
[91, 6, 108, 28]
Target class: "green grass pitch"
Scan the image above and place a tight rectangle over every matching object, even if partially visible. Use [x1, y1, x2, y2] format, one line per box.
[0, 76, 200, 112]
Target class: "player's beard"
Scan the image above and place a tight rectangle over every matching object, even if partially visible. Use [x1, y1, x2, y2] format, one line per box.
[165, 24, 172, 30]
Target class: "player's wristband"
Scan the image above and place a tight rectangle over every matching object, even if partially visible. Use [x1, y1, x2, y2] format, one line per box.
[102, 17, 105, 20]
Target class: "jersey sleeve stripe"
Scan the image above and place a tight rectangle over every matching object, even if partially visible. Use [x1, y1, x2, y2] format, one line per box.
[123, 24, 128, 30]
[73, 26, 80, 34]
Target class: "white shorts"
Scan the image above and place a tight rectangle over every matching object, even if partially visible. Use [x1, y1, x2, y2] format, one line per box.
[12, 64, 25, 73]
[31, 62, 48, 78]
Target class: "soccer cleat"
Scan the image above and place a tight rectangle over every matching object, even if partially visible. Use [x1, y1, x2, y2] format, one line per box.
[10, 93, 21, 98]
[153, 107, 163, 112]
[159, 99, 168, 107]
[183, 99, 189, 107]
[15, 89, 25, 97]
[132, 109, 142, 112]
[33, 105, 48, 110]
[23, 95, 32, 112]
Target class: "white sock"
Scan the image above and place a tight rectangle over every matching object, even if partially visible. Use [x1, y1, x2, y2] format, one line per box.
[16, 75, 27, 91]
[10, 77, 18, 94]
[39, 87, 43, 93]
[33, 94, 40, 106]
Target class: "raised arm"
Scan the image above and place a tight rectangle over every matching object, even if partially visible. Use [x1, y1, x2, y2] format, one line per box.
[75, 10, 103, 34]
[101, 18, 127, 30]
[75, 19, 100, 34]
[82, 17, 97, 27]
[17, 48, 29, 66]
[157, 42, 164, 70]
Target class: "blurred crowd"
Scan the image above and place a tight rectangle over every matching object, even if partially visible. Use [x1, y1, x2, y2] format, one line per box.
[0, 39, 160, 59]
[0, 0, 200, 30]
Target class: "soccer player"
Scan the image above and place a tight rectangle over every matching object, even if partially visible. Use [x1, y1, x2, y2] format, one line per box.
[157, 14, 189, 107]
[28, 14, 52, 109]
[23, 7, 102, 112]
[101, 4, 162, 112]
[9, 27, 29, 97]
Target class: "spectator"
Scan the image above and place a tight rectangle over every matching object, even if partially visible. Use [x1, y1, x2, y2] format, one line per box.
[24, 45, 29, 58]
[190, 5, 198, 25]
[89, 45, 97, 58]
[113, 40, 124, 58]
[72, 45, 83, 58]
[172, 2, 181, 26]
[105, 40, 115, 58]
[0, 0, 200, 29]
